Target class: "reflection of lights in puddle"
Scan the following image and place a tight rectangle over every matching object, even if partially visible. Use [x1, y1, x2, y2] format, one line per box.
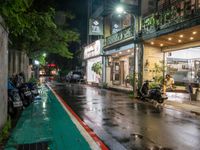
[42, 101, 46, 108]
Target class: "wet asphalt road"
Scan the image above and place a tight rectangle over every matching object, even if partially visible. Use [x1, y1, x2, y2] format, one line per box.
[51, 83, 200, 150]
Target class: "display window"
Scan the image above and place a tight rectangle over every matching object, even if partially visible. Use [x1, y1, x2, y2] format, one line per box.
[166, 47, 200, 86]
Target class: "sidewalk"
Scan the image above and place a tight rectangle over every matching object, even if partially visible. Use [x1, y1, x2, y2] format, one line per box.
[4, 85, 98, 150]
[165, 92, 200, 116]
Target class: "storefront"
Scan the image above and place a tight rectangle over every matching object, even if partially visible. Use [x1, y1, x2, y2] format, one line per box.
[104, 44, 135, 89]
[166, 48, 200, 86]
[84, 39, 103, 84]
[143, 25, 200, 100]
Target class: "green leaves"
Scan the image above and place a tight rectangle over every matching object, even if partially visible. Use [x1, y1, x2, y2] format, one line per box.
[0, 0, 79, 59]
[92, 62, 102, 75]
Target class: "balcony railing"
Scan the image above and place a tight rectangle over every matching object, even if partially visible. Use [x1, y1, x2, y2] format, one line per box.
[142, 0, 200, 35]
[105, 26, 134, 46]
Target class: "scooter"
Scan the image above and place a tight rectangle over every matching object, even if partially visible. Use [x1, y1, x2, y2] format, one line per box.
[17, 83, 33, 107]
[8, 80, 23, 116]
[26, 82, 39, 96]
[138, 80, 168, 103]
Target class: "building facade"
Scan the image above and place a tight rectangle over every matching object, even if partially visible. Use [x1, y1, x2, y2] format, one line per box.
[141, 0, 200, 94]
[85, 0, 200, 97]
[84, 39, 104, 84]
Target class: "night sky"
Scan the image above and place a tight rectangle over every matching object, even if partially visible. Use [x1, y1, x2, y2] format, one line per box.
[55, 0, 88, 45]
[46, 0, 87, 71]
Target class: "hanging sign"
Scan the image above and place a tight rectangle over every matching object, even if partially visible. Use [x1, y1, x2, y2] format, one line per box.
[89, 18, 103, 35]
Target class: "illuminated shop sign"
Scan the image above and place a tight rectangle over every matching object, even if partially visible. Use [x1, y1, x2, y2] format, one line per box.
[84, 40, 103, 59]
[89, 18, 103, 35]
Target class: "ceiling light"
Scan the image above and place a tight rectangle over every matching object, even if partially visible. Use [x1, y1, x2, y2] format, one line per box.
[160, 44, 163, 47]
[119, 52, 122, 54]
[178, 39, 182, 43]
[168, 37, 172, 41]
[179, 35, 183, 38]
[151, 42, 154, 45]
[193, 31, 197, 35]
[190, 37, 194, 40]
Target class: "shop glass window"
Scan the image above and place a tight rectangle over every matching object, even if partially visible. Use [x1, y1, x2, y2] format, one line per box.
[166, 48, 200, 85]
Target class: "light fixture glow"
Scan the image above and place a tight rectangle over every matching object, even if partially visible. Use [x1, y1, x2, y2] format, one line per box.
[119, 52, 122, 54]
[116, 5, 124, 14]
[151, 42, 154, 45]
[193, 31, 197, 35]
[190, 37, 194, 40]
[131, 53, 134, 55]
[127, 49, 130, 52]
[168, 37, 172, 41]
[160, 44, 163, 47]
[34, 60, 40, 65]
[178, 39, 182, 43]
[43, 53, 47, 57]
[179, 35, 183, 38]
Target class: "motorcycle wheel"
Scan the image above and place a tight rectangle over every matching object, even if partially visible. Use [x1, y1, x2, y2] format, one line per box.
[8, 101, 15, 116]
[21, 93, 31, 107]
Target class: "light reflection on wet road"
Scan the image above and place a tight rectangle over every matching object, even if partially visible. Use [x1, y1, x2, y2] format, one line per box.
[51, 83, 200, 150]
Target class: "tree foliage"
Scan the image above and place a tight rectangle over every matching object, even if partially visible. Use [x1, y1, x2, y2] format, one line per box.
[0, 0, 79, 58]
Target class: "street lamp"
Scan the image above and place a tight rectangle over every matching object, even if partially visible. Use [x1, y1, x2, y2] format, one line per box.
[34, 60, 40, 65]
[43, 53, 47, 57]
[115, 5, 138, 96]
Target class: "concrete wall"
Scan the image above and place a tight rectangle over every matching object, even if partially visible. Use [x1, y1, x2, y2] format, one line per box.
[8, 50, 30, 81]
[143, 44, 163, 81]
[0, 17, 8, 129]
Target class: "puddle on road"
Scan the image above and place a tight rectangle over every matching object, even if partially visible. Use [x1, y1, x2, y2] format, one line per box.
[130, 133, 143, 140]
[103, 122, 119, 127]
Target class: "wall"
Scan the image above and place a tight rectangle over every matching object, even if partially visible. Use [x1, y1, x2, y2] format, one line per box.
[8, 50, 30, 81]
[143, 44, 163, 81]
[0, 17, 8, 129]
[141, 0, 156, 17]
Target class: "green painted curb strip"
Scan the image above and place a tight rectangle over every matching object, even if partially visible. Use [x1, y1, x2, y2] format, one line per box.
[5, 86, 91, 150]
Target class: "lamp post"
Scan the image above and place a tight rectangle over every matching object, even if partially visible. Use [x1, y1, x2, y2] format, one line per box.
[115, 5, 138, 96]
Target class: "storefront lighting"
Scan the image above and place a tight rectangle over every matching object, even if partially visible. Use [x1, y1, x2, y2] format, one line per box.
[178, 39, 182, 43]
[190, 37, 194, 40]
[193, 31, 197, 35]
[179, 35, 184, 38]
[168, 37, 172, 41]
[150, 42, 154, 45]
[160, 44, 163, 47]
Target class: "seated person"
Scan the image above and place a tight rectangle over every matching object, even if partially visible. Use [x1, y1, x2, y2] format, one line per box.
[165, 74, 175, 91]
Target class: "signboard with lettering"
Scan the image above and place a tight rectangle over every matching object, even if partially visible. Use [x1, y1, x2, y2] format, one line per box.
[106, 26, 134, 46]
[84, 40, 103, 59]
[89, 18, 103, 35]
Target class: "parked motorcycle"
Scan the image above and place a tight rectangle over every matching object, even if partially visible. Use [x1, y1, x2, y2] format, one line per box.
[18, 83, 33, 107]
[26, 82, 39, 96]
[7, 80, 23, 116]
[138, 80, 168, 103]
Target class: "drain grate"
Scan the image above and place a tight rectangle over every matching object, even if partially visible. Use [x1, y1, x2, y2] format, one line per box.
[17, 141, 48, 150]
